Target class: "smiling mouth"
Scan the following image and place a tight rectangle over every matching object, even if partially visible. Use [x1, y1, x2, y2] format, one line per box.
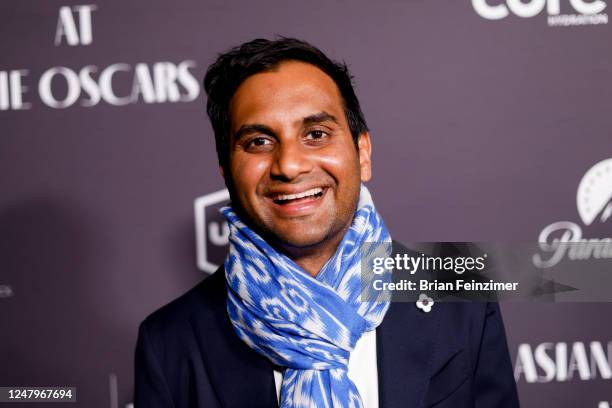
[272, 187, 325, 205]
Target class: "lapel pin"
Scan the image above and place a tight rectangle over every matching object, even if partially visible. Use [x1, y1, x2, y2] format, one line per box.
[416, 294, 434, 313]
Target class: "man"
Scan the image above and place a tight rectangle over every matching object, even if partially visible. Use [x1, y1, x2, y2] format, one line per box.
[135, 38, 519, 408]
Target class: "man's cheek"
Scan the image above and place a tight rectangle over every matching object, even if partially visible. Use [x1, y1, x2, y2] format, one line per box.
[231, 156, 260, 186]
[316, 149, 359, 171]
[251, 158, 271, 175]
[235, 156, 269, 177]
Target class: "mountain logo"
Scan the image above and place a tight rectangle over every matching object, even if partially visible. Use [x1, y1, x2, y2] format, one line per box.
[533, 158, 612, 268]
[576, 158, 612, 226]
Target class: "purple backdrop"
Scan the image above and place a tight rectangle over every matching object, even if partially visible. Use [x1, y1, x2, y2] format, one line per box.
[1, 0, 611, 407]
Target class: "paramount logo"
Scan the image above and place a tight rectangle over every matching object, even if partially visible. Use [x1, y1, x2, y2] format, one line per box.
[533, 158, 612, 268]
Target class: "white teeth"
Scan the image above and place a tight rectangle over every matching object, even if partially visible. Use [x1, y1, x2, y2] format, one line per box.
[275, 187, 323, 201]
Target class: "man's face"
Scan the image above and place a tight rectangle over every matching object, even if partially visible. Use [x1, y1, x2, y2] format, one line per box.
[226, 61, 372, 251]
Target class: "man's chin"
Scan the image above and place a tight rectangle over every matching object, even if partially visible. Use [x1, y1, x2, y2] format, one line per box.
[271, 231, 329, 250]
[264, 226, 337, 253]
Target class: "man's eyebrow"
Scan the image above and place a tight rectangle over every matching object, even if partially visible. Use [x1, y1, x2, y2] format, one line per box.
[232, 124, 274, 141]
[302, 112, 339, 126]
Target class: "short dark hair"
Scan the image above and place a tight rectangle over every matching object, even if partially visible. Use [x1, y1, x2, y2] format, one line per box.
[203, 37, 369, 169]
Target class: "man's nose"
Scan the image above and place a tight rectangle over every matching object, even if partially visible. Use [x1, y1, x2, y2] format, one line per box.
[270, 139, 313, 180]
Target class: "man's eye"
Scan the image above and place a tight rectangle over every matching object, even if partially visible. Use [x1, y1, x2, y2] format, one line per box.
[249, 137, 270, 146]
[245, 137, 273, 150]
[305, 130, 328, 140]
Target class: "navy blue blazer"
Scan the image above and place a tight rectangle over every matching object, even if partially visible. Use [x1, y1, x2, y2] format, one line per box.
[135, 268, 519, 407]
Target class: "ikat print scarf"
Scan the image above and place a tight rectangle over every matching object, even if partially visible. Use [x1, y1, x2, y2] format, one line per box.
[221, 184, 392, 408]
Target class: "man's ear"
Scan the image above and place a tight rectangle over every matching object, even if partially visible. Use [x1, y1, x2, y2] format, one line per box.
[219, 166, 225, 179]
[358, 132, 372, 182]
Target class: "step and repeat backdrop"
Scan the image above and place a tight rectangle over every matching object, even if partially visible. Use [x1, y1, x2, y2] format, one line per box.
[1, 0, 611, 407]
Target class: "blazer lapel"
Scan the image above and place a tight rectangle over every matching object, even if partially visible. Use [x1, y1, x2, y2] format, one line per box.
[189, 269, 279, 408]
[377, 298, 440, 408]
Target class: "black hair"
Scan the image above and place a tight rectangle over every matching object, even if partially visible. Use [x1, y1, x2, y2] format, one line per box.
[203, 37, 369, 169]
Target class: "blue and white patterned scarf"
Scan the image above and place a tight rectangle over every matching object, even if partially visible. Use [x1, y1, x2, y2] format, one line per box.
[221, 184, 392, 408]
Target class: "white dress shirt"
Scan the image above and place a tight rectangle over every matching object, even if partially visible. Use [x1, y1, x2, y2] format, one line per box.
[273, 329, 379, 408]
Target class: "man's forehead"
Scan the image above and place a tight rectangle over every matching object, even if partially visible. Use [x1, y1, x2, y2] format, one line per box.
[228, 61, 345, 129]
